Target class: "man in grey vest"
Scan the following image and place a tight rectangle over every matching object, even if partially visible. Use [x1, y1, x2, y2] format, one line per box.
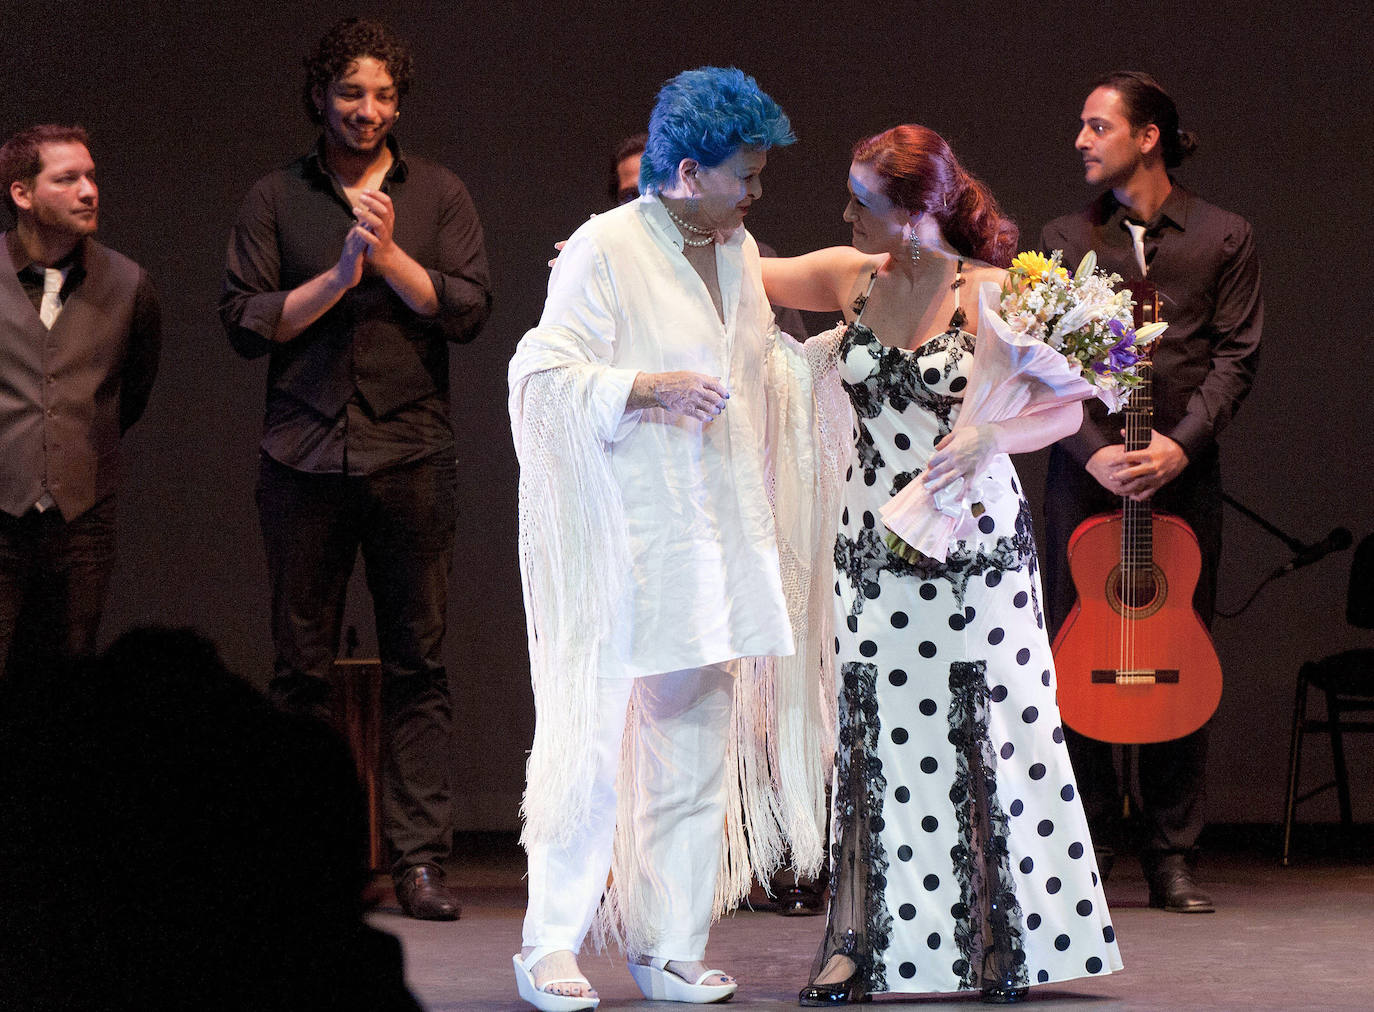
[0, 125, 161, 680]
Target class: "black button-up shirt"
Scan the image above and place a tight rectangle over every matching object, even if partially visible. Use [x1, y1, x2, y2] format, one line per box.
[1042, 182, 1262, 465]
[219, 136, 492, 474]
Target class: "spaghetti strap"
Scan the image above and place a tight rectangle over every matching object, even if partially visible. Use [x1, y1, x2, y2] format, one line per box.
[851, 269, 881, 322]
[947, 258, 967, 332]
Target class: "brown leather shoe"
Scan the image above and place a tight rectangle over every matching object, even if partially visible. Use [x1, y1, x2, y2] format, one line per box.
[396, 864, 460, 921]
[1144, 852, 1214, 913]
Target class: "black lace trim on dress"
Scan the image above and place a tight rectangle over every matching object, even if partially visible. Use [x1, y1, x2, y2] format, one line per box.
[854, 420, 886, 482]
[834, 502, 1037, 622]
[812, 661, 891, 995]
[947, 660, 1029, 992]
[840, 323, 971, 429]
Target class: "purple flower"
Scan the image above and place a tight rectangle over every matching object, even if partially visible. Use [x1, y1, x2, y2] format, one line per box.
[1095, 319, 1140, 374]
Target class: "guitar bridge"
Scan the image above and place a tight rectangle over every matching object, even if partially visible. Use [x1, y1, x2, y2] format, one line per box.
[1090, 669, 1180, 685]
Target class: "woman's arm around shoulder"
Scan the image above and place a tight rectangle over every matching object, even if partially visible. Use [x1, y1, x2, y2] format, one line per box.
[761, 246, 878, 314]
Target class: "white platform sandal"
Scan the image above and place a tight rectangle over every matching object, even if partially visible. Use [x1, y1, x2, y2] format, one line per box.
[513, 948, 600, 1011]
[627, 957, 738, 1003]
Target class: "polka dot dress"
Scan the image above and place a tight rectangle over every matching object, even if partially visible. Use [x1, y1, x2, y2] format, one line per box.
[816, 305, 1122, 996]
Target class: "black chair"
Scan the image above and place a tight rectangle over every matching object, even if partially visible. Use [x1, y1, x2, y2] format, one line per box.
[1281, 532, 1374, 865]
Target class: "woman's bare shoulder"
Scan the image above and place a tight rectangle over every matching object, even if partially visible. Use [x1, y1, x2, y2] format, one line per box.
[962, 259, 1008, 286]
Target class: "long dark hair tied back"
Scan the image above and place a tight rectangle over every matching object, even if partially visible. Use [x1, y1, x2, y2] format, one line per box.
[852, 124, 1018, 268]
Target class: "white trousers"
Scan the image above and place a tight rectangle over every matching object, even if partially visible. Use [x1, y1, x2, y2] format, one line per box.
[522, 663, 734, 961]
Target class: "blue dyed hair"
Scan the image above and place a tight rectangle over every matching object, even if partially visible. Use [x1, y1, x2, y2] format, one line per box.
[640, 67, 794, 193]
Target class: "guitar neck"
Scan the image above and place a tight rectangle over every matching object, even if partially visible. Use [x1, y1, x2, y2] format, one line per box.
[1122, 360, 1154, 571]
[1121, 282, 1160, 596]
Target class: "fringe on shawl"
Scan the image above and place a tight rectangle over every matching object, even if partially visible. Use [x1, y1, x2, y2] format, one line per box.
[587, 328, 853, 957]
[510, 360, 632, 851]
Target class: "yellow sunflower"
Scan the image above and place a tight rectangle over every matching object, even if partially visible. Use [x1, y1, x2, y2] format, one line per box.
[1010, 250, 1068, 284]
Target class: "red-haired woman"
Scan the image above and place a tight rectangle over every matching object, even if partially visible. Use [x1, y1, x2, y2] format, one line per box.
[762, 126, 1122, 1005]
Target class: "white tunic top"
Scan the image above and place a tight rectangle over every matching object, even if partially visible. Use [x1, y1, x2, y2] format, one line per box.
[510, 195, 794, 678]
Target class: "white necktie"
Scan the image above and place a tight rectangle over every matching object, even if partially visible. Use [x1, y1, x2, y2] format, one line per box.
[1124, 220, 1149, 279]
[39, 267, 64, 328]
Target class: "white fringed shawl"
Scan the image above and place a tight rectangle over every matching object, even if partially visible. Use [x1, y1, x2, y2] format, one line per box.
[509, 324, 851, 956]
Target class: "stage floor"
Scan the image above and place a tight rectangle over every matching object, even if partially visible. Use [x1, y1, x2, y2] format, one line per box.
[372, 830, 1373, 1011]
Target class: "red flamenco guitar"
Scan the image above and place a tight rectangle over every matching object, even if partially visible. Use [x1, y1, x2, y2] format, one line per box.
[1051, 284, 1223, 744]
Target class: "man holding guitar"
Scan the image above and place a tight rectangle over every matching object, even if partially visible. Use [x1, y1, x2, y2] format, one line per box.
[1041, 71, 1263, 913]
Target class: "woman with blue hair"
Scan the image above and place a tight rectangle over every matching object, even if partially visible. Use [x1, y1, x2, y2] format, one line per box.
[508, 67, 836, 1010]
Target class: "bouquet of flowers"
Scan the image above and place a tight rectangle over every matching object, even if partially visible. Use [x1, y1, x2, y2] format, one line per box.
[997, 249, 1161, 412]
[879, 250, 1164, 563]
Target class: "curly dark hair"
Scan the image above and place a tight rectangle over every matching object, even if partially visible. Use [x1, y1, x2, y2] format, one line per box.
[302, 17, 413, 126]
[852, 125, 1018, 268]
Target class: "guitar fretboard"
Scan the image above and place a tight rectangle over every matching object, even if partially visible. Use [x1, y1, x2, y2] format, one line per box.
[1120, 285, 1160, 609]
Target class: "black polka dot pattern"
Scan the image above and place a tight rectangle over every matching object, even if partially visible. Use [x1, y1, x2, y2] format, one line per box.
[824, 318, 1121, 993]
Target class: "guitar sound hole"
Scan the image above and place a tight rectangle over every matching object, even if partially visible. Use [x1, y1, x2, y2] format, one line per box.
[1106, 564, 1168, 620]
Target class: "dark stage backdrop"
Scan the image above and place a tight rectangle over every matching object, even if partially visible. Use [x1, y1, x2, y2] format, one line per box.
[6, 1, 1371, 831]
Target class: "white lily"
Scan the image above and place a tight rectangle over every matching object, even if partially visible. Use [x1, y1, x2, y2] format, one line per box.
[1050, 300, 1098, 340]
[1134, 321, 1169, 345]
[1074, 249, 1098, 282]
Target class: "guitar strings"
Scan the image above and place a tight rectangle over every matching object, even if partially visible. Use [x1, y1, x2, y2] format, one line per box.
[1120, 359, 1154, 680]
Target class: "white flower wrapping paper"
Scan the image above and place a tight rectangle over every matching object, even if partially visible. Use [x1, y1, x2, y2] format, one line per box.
[878, 281, 1116, 561]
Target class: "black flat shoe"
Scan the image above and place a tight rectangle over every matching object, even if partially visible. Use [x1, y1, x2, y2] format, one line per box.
[981, 983, 1030, 1003]
[798, 980, 870, 1006]
[799, 962, 870, 1006]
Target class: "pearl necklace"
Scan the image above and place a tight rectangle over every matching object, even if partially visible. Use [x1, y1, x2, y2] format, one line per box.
[663, 204, 715, 247]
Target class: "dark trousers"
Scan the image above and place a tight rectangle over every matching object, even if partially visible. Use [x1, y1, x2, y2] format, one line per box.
[256, 453, 457, 878]
[0, 496, 116, 680]
[1043, 446, 1221, 855]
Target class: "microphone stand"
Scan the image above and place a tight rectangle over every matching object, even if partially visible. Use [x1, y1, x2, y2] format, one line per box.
[1217, 492, 1345, 618]
[1222, 492, 1307, 553]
